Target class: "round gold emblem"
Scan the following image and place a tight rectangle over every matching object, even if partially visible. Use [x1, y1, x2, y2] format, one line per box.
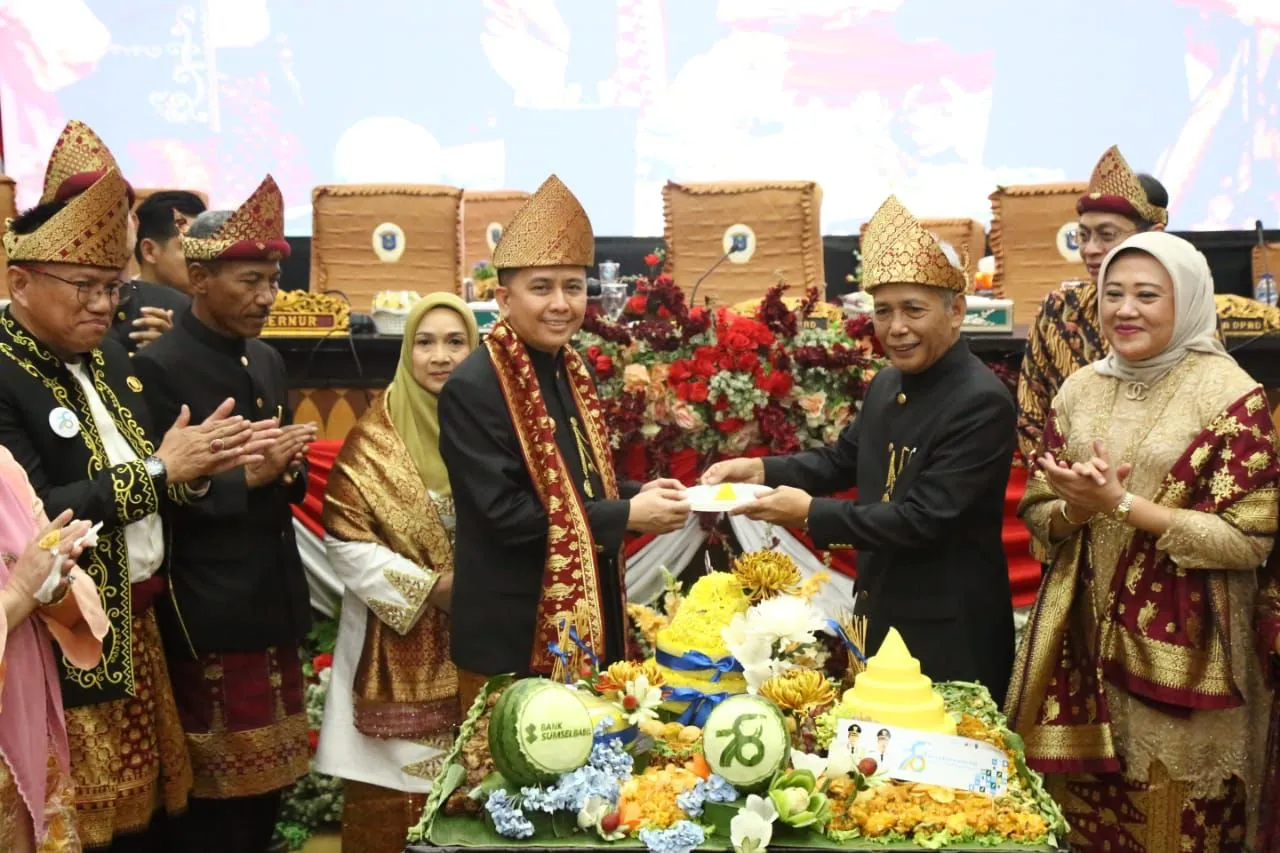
[127, 376, 143, 393]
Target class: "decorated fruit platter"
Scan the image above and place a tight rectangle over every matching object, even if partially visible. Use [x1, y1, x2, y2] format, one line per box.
[405, 553, 1066, 853]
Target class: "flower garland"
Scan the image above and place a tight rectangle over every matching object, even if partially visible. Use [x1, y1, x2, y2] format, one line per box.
[578, 277, 886, 482]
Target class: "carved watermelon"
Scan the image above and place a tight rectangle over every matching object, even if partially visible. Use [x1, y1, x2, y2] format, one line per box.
[701, 695, 790, 792]
[488, 678, 596, 787]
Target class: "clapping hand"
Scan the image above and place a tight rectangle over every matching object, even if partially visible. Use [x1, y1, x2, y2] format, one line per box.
[1038, 439, 1132, 518]
[246, 422, 318, 489]
[11, 511, 91, 605]
[129, 307, 174, 349]
[155, 398, 280, 484]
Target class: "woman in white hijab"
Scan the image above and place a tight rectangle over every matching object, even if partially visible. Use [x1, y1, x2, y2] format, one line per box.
[1008, 232, 1280, 853]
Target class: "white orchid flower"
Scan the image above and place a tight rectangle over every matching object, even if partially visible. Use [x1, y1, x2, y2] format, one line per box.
[825, 744, 855, 779]
[577, 794, 609, 830]
[624, 674, 663, 725]
[790, 749, 828, 779]
[731, 794, 779, 853]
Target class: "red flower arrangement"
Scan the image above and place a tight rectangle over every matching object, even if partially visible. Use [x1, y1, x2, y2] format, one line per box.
[578, 278, 886, 482]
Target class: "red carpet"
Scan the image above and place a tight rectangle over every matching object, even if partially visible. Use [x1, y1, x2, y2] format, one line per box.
[293, 441, 1041, 609]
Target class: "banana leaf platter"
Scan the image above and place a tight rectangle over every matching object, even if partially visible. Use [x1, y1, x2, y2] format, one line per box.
[404, 679, 1066, 853]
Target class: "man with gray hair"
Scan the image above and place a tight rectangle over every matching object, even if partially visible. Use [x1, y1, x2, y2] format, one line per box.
[703, 195, 1016, 704]
[133, 176, 316, 853]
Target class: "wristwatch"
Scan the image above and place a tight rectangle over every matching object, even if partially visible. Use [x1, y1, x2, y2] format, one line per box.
[143, 455, 167, 487]
[1109, 491, 1135, 523]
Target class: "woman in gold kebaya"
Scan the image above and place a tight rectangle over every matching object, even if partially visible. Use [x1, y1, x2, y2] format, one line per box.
[316, 294, 478, 853]
[1008, 232, 1279, 852]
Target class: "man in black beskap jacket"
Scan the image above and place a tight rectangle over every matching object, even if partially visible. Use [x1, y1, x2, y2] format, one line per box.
[704, 195, 1016, 707]
[132, 176, 317, 853]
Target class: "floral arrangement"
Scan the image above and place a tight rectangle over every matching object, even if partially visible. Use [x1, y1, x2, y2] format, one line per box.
[721, 551, 832, 694]
[577, 276, 885, 481]
[410, 555, 1066, 853]
[273, 615, 344, 851]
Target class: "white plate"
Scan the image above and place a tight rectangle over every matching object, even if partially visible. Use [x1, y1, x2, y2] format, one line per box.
[685, 483, 771, 513]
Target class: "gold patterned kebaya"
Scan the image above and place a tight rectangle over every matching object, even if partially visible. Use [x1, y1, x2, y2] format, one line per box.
[491, 174, 595, 270]
[324, 396, 460, 738]
[2, 167, 132, 269]
[1009, 355, 1278, 850]
[860, 195, 968, 293]
[182, 174, 291, 262]
[1077, 145, 1169, 227]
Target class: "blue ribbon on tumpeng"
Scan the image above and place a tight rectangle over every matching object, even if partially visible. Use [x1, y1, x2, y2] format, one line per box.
[664, 686, 731, 727]
[654, 648, 743, 682]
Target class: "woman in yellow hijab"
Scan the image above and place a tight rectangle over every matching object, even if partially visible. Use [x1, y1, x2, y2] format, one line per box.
[317, 293, 479, 853]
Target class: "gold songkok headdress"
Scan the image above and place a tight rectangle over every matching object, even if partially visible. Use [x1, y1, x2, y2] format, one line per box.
[182, 174, 291, 262]
[2, 168, 132, 269]
[491, 174, 594, 270]
[860, 195, 968, 293]
[40, 119, 136, 206]
[1077, 145, 1168, 227]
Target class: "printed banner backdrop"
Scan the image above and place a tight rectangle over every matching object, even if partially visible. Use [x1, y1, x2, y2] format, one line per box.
[2, 0, 1276, 237]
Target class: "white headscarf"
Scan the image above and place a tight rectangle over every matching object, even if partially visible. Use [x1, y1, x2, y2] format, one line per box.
[1093, 231, 1230, 385]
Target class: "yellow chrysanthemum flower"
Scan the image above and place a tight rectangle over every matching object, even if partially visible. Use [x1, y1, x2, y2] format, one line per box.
[760, 669, 836, 714]
[733, 550, 802, 602]
[596, 659, 665, 694]
[627, 603, 668, 649]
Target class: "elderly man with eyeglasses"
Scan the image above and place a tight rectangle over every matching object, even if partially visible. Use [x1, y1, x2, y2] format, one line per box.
[0, 123, 275, 852]
[1016, 146, 1170, 463]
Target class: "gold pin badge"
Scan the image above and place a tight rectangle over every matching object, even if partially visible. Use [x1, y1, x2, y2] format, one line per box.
[896, 392, 907, 405]
[127, 376, 143, 393]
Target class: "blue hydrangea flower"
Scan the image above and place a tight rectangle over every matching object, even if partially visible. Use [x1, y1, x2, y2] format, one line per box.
[703, 774, 740, 803]
[676, 774, 740, 817]
[485, 790, 535, 839]
[675, 786, 705, 818]
[639, 820, 706, 853]
[588, 736, 635, 781]
[520, 784, 573, 814]
[555, 765, 622, 811]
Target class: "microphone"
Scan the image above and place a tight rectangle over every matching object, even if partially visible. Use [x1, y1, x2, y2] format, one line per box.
[1255, 220, 1276, 306]
[689, 231, 749, 306]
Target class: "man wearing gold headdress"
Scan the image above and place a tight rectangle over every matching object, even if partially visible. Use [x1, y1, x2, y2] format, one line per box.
[132, 176, 314, 853]
[0, 132, 268, 848]
[439, 175, 690, 705]
[1016, 146, 1169, 461]
[705, 196, 1017, 704]
[37, 119, 183, 357]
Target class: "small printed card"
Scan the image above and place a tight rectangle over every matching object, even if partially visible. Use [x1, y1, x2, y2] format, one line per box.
[832, 718, 1009, 796]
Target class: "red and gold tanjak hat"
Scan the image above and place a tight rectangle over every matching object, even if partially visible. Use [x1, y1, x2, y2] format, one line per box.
[860, 195, 968, 293]
[182, 174, 291, 262]
[40, 119, 136, 207]
[2, 168, 132, 269]
[1076, 145, 1168, 226]
[492, 174, 594, 270]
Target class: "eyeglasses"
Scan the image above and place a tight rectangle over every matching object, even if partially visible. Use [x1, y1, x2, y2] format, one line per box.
[1076, 225, 1137, 250]
[26, 268, 135, 307]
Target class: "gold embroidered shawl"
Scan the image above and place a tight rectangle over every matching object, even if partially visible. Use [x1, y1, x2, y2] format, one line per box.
[323, 394, 459, 738]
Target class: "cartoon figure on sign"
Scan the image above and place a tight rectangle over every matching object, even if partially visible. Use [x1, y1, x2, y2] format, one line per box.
[876, 728, 891, 763]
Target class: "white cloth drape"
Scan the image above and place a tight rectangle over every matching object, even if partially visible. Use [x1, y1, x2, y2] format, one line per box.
[298, 517, 855, 620]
